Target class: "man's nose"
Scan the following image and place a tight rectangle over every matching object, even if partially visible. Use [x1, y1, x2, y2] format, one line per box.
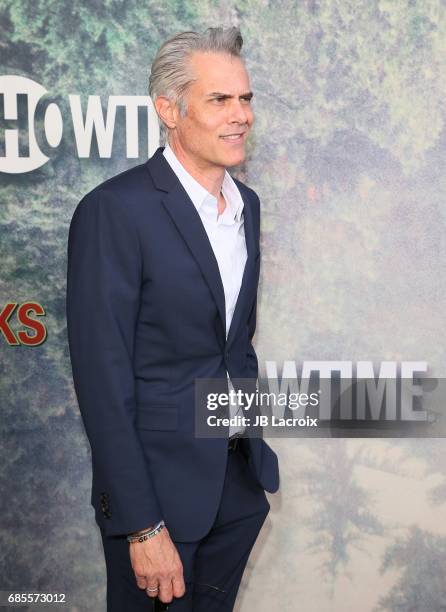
[229, 100, 251, 125]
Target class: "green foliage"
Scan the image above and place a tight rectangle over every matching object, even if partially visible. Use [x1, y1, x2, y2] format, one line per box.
[239, 0, 446, 173]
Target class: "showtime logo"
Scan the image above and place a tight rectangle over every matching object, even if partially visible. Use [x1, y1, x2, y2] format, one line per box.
[0, 75, 160, 174]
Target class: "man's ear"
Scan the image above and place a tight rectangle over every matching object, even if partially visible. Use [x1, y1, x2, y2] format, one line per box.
[154, 96, 178, 130]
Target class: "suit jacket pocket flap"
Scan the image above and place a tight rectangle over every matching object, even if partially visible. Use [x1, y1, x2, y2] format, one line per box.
[136, 404, 178, 431]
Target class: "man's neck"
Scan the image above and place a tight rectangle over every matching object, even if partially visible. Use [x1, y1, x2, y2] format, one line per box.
[167, 140, 225, 199]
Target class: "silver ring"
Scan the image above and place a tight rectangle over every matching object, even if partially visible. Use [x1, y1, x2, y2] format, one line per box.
[146, 586, 159, 592]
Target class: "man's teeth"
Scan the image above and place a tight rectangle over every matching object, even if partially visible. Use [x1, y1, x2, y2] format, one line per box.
[222, 134, 242, 139]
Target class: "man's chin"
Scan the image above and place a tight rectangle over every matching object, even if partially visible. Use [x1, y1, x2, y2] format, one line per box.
[221, 150, 246, 168]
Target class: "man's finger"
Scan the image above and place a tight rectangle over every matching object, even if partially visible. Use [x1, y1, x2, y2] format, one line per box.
[135, 575, 148, 590]
[172, 575, 186, 598]
[145, 581, 160, 599]
[157, 578, 173, 604]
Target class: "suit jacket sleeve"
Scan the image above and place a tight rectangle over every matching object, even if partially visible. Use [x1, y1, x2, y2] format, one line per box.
[66, 188, 163, 536]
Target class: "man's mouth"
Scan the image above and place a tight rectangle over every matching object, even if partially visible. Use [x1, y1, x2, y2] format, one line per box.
[219, 133, 245, 142]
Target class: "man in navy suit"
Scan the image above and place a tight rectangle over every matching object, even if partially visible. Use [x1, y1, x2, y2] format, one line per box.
[66, 26, 279, 611]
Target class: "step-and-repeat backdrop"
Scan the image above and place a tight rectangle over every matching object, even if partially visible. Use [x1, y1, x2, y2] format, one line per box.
[2, 2, 446, 611]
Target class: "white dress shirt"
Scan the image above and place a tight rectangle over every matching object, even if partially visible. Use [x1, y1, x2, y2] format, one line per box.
[163, 144, 247, 437]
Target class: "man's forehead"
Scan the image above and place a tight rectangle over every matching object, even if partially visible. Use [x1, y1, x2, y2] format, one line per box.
[187, 51, 250, 90]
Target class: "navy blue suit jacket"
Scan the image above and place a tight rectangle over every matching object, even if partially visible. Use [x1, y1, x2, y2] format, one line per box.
[66, 147, 279, 541]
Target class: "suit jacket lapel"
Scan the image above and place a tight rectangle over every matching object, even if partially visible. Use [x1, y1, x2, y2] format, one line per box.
[146, 147, 259, 351]
[146, 148, 227, 342]
[226, 186, 257, 349]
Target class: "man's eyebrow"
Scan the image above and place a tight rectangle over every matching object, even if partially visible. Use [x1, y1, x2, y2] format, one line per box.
[207, 91, 254, 99]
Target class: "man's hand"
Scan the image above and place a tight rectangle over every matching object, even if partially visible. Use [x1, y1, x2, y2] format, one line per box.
[129, 526, 185, 604]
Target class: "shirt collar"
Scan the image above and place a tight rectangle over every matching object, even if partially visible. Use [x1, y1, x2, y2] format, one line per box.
[163, 143, 244, 223]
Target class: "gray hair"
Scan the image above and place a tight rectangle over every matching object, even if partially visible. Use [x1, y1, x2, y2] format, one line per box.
[149, 26, 244, 141]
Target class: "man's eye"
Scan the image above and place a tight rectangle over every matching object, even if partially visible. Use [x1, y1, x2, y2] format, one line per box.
[213, 97, 226, 103]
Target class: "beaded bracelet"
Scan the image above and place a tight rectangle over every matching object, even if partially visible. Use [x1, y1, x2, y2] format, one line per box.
[127, 520, 165, 543]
